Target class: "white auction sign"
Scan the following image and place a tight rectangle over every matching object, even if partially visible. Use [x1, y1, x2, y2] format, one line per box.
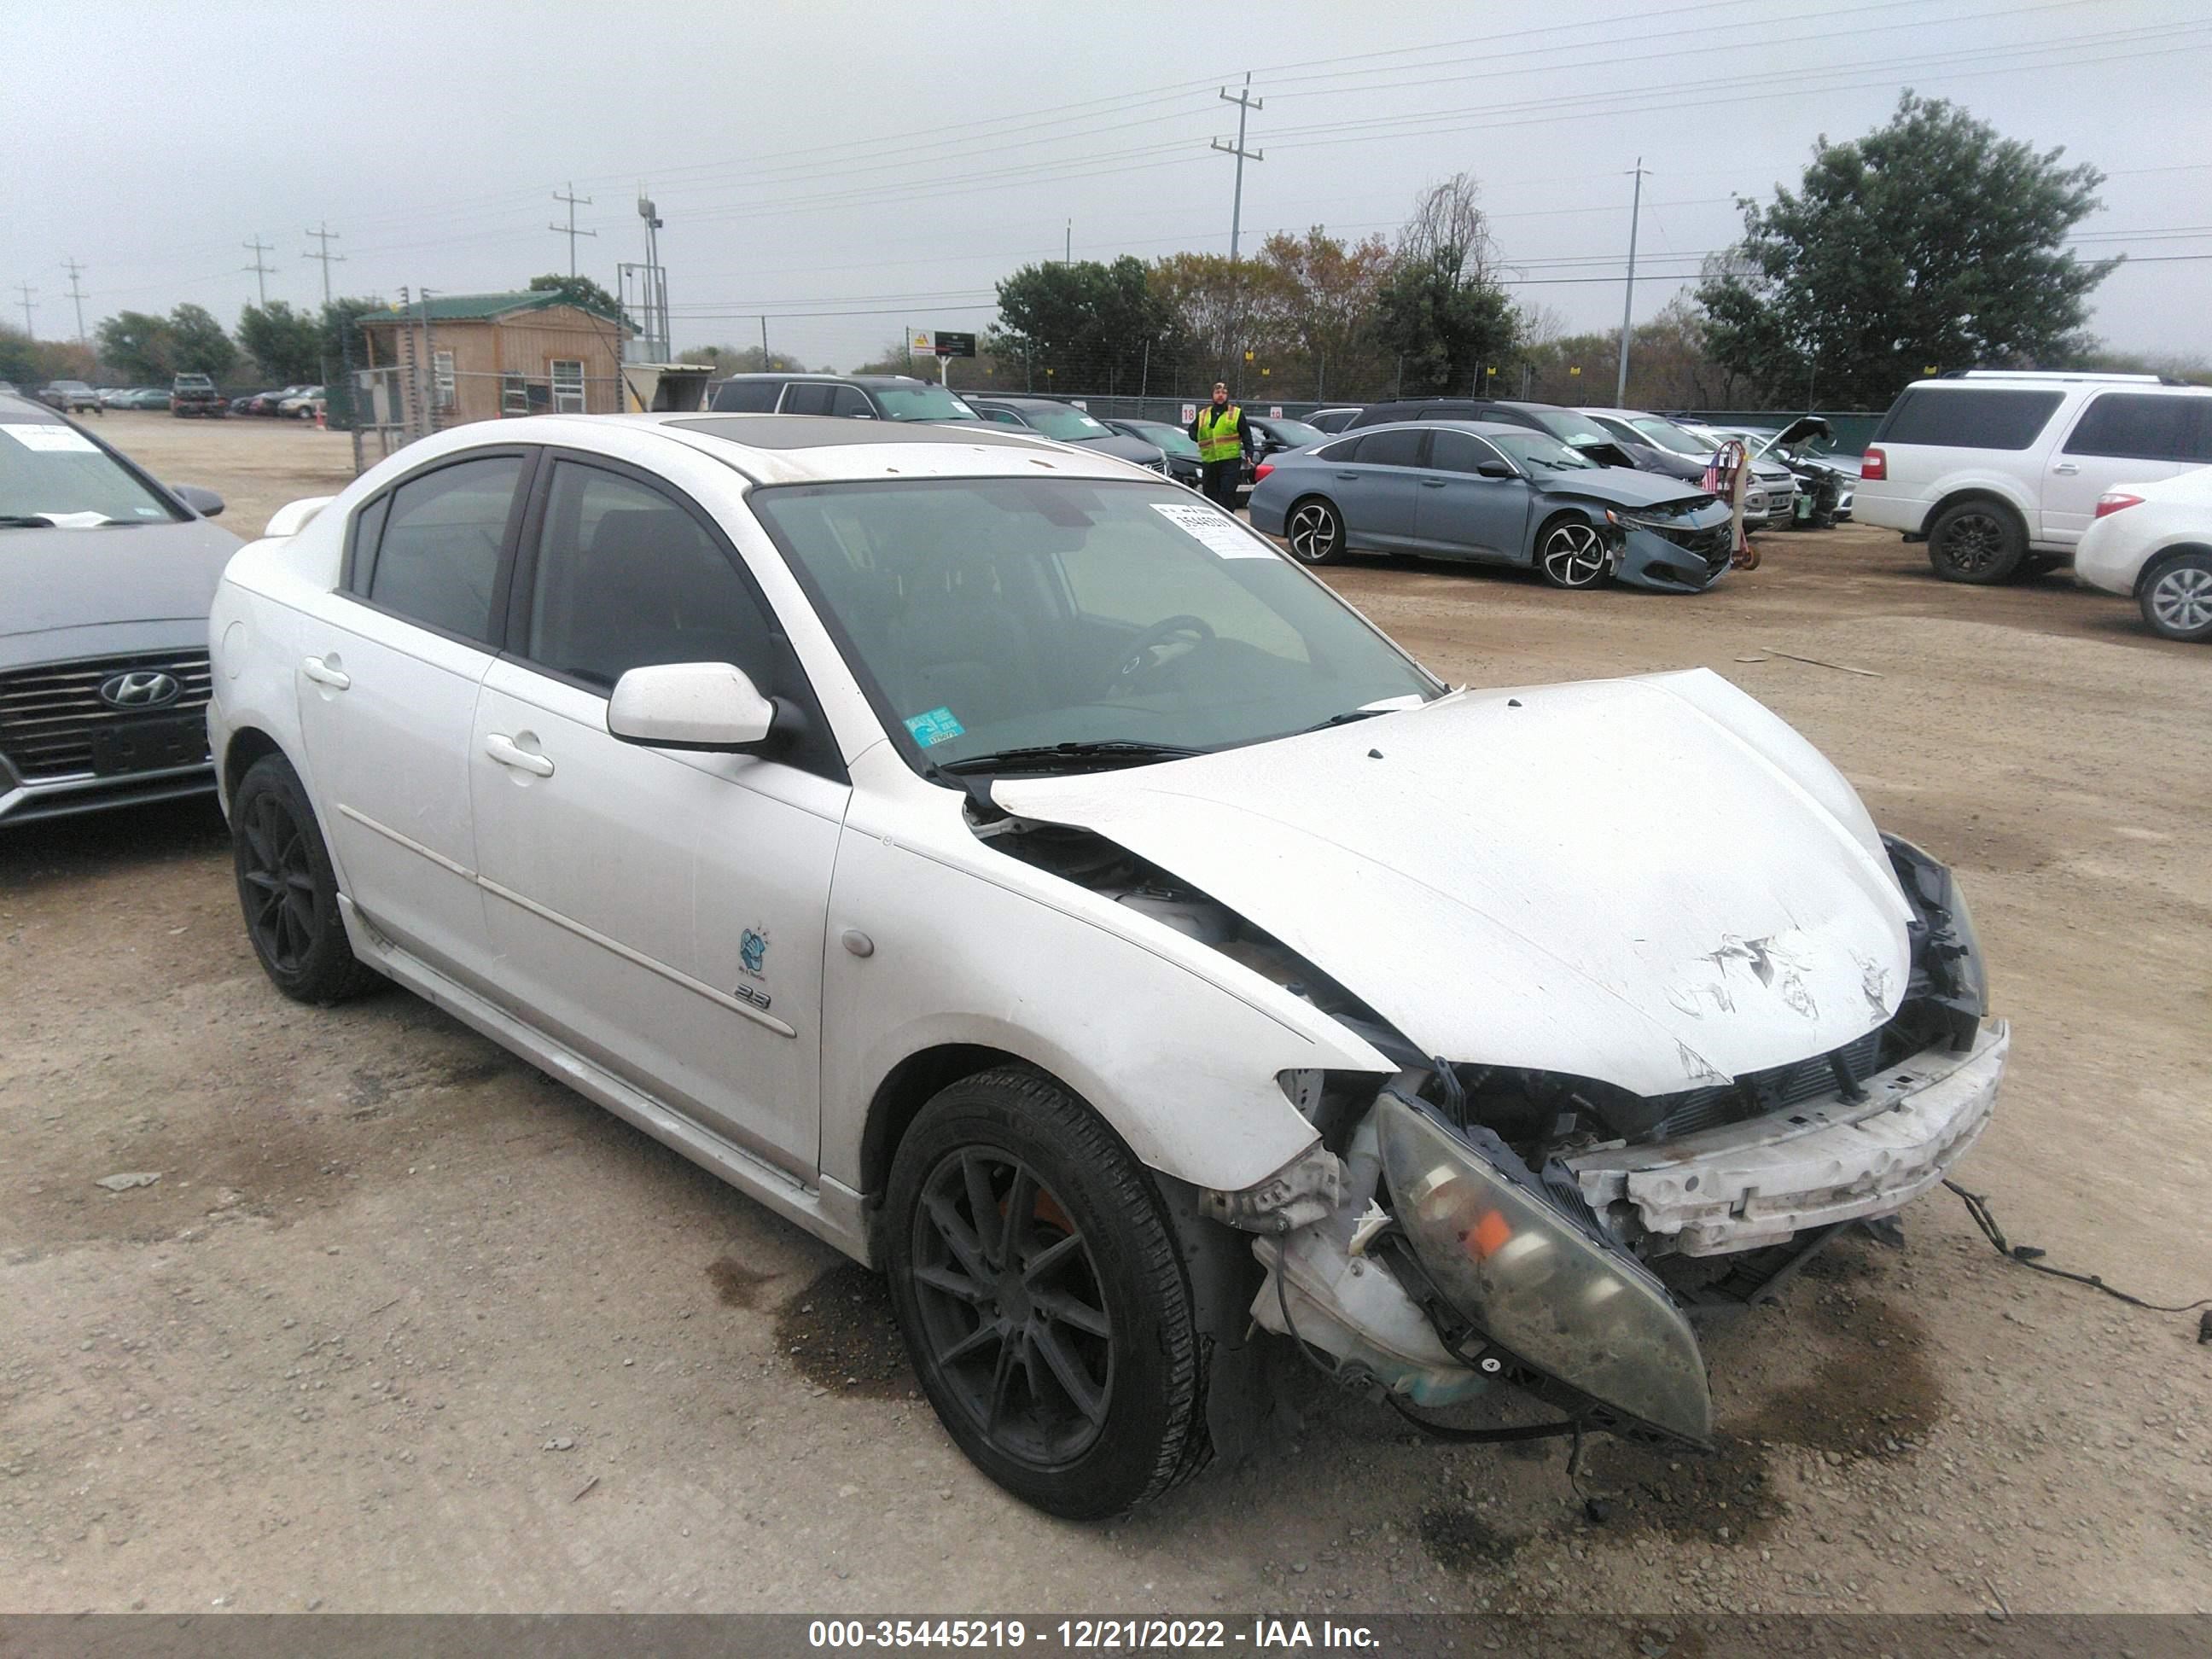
[1269, 405, 1284, 418]
[1180, 404, 1196, 422]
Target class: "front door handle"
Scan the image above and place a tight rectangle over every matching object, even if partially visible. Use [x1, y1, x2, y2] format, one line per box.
[2052, 462, 2080, 475]
[1335, 470, 1359, 480]
[301, 655, 350, 690]
[1419, 477, 1447, 488]
[484, 733, 555, 777]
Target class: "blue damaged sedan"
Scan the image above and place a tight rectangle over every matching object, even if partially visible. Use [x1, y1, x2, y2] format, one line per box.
[1246, 420, 1738, 592]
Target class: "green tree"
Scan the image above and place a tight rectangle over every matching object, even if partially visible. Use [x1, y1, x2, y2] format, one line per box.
[1697, 92, 2116, 407]
[988, 256, 1168, 393]
[684, 343, 809, 375]
[1251, 228, 1395, 400]
[526, 272, 632, 326]
[236, 301, 323, 383]
[1373, 175, 1517, 398]
[167, 304, 236, 378]
[96, 311, 177, 382]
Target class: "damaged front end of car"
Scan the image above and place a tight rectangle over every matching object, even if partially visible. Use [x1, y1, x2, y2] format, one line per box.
[1188, 832, 2003, 1453]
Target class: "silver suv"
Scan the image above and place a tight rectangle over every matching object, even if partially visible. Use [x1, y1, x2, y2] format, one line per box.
[1856, 371, 2212, 583]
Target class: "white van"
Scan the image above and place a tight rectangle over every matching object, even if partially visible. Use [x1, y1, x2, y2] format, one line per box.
[1856, 371, 2212, 582]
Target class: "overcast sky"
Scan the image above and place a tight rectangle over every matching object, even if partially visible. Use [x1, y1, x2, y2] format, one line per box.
[9, 0, 2209, 374]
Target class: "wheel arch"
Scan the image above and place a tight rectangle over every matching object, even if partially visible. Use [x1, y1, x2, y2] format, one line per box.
[2134, 540, 2212, 597]
[859, 1042, 1039, 1218]
[220, 724, 287, 814]
[1926, 486, 2030, 541]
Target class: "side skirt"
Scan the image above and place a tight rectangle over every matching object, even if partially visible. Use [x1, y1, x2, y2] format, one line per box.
[337, 894, 874, 1266]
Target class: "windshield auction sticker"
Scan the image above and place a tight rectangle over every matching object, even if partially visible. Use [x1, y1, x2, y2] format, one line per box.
[2, 423, 102, 452]
[1150, 500, 1276, 559]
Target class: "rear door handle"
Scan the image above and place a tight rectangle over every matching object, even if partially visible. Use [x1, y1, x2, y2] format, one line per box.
[1335, 471, 1359, 480]
[2052, 463, 2080, 475]
[484, 733, 555, 777]
[1419, 477, 1446, 488]
[301, 656, 350, 690]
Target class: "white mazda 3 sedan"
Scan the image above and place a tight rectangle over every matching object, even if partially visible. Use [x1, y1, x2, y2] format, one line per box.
[207, 413, 2006, 1517]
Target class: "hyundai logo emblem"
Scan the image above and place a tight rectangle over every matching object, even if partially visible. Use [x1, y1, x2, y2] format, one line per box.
[97, 670, 181, 709]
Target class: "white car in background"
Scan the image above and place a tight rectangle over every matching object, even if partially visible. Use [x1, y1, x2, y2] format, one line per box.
[2075, 465, 2212, 642]
[206, 411, 2005, 1517]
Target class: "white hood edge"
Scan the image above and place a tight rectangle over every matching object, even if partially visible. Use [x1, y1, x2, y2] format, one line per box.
[993, 669, 1916, 1100]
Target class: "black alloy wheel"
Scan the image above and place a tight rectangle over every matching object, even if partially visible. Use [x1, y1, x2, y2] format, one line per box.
[1927, 499, 2027, 584]
[885, 1068, 1208, 1518]
[1284, 498, 1345, 565]
[230, 754, 381, 1004]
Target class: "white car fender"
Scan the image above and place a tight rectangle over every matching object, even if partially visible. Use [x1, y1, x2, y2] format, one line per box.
[818, 762, 1393, 1197]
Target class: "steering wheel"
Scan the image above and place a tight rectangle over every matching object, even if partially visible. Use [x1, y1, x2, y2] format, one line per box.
[1111, 614, 1217, 687]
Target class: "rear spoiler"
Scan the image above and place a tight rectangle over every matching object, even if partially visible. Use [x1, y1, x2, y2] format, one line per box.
[263, 496, 335, 539]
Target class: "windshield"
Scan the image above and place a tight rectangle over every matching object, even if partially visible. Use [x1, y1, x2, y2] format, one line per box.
[754, 479, 1438, 769]
[1022, 407, 1113, 441]
[0, 422, 180, 525]
[1491, 433, 1601, 473]
[1262, 419, 1327, 448]
[874, 383, 980, 422]
[1629, 417, 1717, 457]
[1127, 423, 1199, 459]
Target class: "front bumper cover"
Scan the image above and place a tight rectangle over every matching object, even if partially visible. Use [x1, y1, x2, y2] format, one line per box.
[1564, 1021, 2007, 1255]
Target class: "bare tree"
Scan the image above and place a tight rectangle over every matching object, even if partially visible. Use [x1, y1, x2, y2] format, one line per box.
[1397, 172, 1499, 278]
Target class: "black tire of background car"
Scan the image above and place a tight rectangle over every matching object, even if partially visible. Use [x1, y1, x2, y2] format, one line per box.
[231, 754, 382, 1004]
[1926, 498, 2028, 584]
[1284, 497, 1346, 566]
[1534, 514, 1612, 590]
[883, 1067, 1208, 1519]
[2138, 550, 2212, 643]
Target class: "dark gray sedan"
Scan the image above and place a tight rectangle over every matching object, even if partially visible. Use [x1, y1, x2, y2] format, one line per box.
[1244, 420, 1738, 592]
[0, 393, 240, 824]
[964, 397, 1169, 475]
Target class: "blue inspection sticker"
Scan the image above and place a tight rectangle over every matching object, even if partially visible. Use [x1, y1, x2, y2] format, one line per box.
[903, 707, 966, 748]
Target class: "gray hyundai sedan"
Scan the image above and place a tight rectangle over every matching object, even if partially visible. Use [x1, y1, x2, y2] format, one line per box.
[1246, 420, 1738, 592]
[0, 393, 240, 824]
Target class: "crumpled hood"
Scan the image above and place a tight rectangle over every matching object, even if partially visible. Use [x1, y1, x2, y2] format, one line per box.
[1546, 465, 1717, 512]
[993, 669, 1915, 1099]
[2, 519, 241, 649]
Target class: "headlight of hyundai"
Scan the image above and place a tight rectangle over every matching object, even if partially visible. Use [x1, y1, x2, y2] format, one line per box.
[1376, 1088, 1712, 1446]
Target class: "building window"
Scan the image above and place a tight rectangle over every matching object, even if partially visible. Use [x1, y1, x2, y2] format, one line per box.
[550, 358, 585, 414]
[433, 351, 456, 410]
[500, 373, 528, 416]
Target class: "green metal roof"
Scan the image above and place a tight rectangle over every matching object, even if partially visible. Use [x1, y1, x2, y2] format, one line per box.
[354, 290, 629, 328]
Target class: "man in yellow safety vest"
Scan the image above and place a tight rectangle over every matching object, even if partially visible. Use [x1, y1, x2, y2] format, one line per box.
[1188, 381, 1251, 512]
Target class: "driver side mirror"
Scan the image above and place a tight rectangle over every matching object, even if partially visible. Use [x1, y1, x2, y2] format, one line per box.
[172, 483, 224, 517]
[608, 662, 777, 752]
[1476, 461, 1515, 480]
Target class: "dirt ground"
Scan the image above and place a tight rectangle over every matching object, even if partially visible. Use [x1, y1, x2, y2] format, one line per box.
[3, 413, 2207, 1616]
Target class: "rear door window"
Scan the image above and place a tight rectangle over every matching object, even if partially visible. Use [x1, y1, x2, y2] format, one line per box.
[356, 454, 526, 644]
[781, 383, 837, 416]
[1872, 387, 2064, 451]
[1359, 428, 1427, 469]
[710, 380, 782, 413]
[2061, 393, 2202, 462]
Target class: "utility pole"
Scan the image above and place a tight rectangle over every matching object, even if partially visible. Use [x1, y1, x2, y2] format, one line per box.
[303, 223, 345, 307]
[1614, 159, 1650, 406]
[550, 183, 597, 278]
[241, 238, 276, 310]
[760, 315, 769, 372]
[61, 259, 89, 342]
[1065, 218, 1072, 265]
[1211, 73, 1264, 262]
[14, 282, 37, 339]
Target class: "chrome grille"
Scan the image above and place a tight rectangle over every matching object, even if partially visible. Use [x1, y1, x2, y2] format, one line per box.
[0, 652, 212, 781]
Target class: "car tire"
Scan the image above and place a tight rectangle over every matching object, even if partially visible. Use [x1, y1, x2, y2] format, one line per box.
[231, 754, 381, 1004]
[1927, 499, 2027, 584]
[884, 1067, 1208, 1520]
[1283, 496, 1346, 565]
[2139, 550, 2212, 643]
[1535, 514, 1612, 589]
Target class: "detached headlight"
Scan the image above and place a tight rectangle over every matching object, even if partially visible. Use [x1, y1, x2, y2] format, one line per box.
[1376, 1089, 1711, 1445]
[1883, 835, 1990, 1026]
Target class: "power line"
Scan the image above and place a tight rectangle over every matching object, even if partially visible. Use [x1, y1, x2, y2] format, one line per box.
[242, 236, 276, 309]
[550, 183, 597, 278]
[302, 222, 345, 307]
[60, 259, 88, 342]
